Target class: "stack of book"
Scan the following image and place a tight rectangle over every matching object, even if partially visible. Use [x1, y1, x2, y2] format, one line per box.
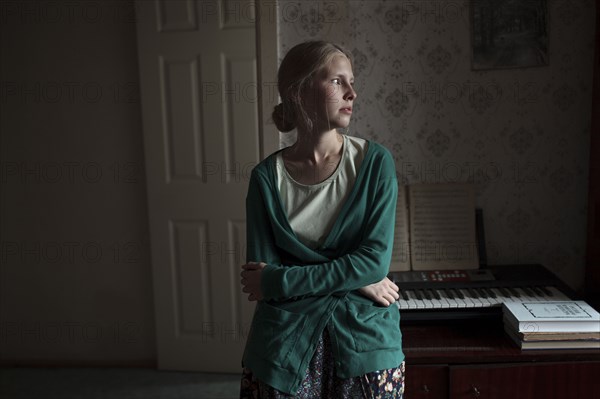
[502, 300, 600, 350]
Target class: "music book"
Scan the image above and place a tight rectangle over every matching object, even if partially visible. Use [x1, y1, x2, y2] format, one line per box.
[515, 331, 600, 342]
[389, 183, 478, 272]
[502, 301, 600, 333]
[505, 328, 600, 350]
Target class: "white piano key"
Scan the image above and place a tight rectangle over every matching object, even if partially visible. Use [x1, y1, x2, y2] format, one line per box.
[445, 289, 466, 308]
[489, 287, 512, 304]
[427, 292, 445, 309]
[406, 290, 424, 309]
[446, 289, 462, 307]
[433, 290, 451, 308]
[396, 294, 409, 310]
[546, 286, 570, 300]
[458, 288, 478, 307]
[514, 287, 537, 302]
[527, 287, 548, 302]
[520, 286, 541, 301]
[438, 289, 459, 308]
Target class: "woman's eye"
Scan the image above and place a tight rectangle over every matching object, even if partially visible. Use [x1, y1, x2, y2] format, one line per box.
[331, 78, 341, 85]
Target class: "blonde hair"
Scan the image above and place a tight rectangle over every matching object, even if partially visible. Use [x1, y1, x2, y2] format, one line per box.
[272, 41, 353, 133]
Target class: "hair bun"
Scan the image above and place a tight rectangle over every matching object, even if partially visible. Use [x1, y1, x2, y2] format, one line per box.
[272, 103, 296, 133]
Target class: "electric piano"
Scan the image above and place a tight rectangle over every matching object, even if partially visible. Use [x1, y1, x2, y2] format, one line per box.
[388, 264, 575, 322]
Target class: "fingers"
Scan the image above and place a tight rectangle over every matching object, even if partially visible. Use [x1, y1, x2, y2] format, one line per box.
[240, 264, 264, 301]
[242, 262, 262, 270]
[247, 292, 263, 302]
[385, 278, 399, 291]
[381, 288, 399, 306]
[242, 262, 267, 270]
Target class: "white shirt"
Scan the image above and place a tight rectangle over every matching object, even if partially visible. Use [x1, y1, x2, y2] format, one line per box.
[275, 134, 368, 249]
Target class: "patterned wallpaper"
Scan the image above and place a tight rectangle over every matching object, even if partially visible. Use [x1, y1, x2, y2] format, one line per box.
[276, 0, 596, 290]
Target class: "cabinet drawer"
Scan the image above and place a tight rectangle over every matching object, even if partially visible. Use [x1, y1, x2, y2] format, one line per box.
[405, 365, 448, 399]
[449, 361, 600, 399]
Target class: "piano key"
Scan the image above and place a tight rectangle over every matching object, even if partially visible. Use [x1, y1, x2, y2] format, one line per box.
[514, 287, 538, 302]
[467, 287, 479, 298]
[437, 289, 458, 308]
[390, 265, 575, 319]
[404, 290, 418, 309]
[400, 290, 409, 301]
[448, 288, 465, 299]
[453, 288, 465, 300]
[477, 290, 494, 306]
[498, 287, 512, 297]
[530, 286, 545, 296]
[490, 287, 514, 303]
[522, 286, 536, 297]
[540, 287, 554, 297]
[407, 290, 426, 309]
[484, 288, 504, 305]
[433, 290, 451, 308]
[546, 286, 570, 300]
[525, 286, 545, 301]
[529, 286, 550, 301]
[422, 296, 435, 309]
[540, 286, 554, 296]
[399, 291, 416, 309]
[458, 288, 478, 307]
[429, 289, 441, 300]
[427, 295, 445, 308]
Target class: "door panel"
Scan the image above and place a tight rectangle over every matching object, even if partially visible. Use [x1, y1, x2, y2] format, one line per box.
[135, 0, 277, 371]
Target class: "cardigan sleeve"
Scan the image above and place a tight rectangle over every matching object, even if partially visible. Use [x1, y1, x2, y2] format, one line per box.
[260, 152, 398, 301]
[246, 170, 281, 265]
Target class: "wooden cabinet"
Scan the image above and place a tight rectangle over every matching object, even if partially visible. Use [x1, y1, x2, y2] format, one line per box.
[401, 319, 600, 399]
[405, 365, 448, 399]
[450, 362, 600, 399]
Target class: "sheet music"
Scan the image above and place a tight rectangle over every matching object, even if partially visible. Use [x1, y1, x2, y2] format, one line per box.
[409, 183, 478, 270]
[390, 185, 410, 271]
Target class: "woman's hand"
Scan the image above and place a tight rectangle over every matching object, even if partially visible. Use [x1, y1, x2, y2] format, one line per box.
[358, 277, 400, 307]
[240, 262, 267, 301]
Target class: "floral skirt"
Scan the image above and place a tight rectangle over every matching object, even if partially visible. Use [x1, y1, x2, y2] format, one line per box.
[240, 328, 405, 399]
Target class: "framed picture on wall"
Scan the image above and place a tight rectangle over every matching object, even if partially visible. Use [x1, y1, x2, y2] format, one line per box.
[471, 0, 549, 70]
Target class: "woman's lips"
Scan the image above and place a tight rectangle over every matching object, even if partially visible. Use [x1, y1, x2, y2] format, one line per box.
[340, 107, 352, 114]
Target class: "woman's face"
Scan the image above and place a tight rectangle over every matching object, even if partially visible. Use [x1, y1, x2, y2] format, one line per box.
[303, 53, 357, 132]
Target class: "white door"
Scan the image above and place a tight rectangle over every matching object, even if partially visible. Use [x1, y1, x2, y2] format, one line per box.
[135, 0, 278, 372]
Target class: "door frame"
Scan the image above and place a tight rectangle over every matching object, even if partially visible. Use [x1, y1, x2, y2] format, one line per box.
[256, 1, 280, 157]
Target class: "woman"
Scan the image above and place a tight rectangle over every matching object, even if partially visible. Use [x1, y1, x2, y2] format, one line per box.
[240, 41, 405, 398]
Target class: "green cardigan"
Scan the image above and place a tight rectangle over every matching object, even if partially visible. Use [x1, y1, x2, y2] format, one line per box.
[242, 139, 404, 394]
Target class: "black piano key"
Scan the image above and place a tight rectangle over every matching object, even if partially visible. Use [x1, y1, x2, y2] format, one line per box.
[468, 287, 479, 298]
[454, 289, 465, 299]
[473, 288, 486, 298]
[430, 289, 441, 300]
[413, 289, 423, 300]
[522, 286, 535, 296]
[446, 289, 456, 299]
[508, 287, 521, 297]
[531, 286, 544, 296]
[498, 287, 511, 297]
[541, 286, 554, 296]
[400, 290, 409, 301]
[422, 289, 432, 300]
[484, 287, 497, 298]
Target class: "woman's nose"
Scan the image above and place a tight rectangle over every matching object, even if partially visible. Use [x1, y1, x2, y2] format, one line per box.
[345, 85, 357, 101]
